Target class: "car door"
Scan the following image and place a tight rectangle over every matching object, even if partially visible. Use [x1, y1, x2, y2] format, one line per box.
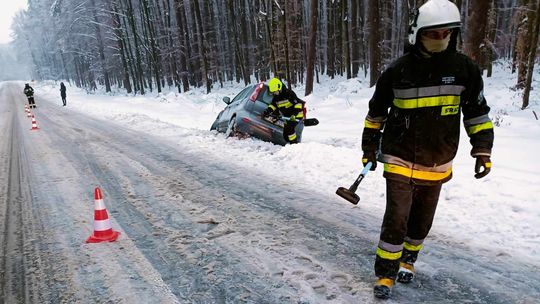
[219, 86, 253, 130]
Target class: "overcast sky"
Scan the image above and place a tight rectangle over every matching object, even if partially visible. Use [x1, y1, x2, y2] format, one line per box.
[0, 0, 28, 44]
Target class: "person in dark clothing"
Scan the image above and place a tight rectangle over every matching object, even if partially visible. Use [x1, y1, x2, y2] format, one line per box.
[60, 82, 67, 106]
[23, 83, 36, 108]
[262, 78, 305, 144]
[361, 0, 494, 299]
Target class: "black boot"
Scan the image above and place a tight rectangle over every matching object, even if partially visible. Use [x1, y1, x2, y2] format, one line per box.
[374, 277, 394, 299]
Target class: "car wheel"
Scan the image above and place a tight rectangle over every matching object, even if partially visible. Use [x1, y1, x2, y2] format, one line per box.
[225, 117, 237, 138]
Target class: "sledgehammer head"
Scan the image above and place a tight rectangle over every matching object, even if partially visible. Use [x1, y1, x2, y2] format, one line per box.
[336, 187, 360, 205]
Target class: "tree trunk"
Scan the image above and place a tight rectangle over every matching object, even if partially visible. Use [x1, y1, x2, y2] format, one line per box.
[192, 0, 211, 93]
[517, 0, 536, 89]
[282, 0, 292, 87]
[327, 0, 335, 78]
[112, 1, 132, 94]
[522, 0, 540, 109]
[351, 0, 359, 77]
[464, 0, 491, 68]
[90, 0, 111, 92]
[369, 0, 381, 87]
[342, 0, 351, 79]
[305, 0, 318, 96]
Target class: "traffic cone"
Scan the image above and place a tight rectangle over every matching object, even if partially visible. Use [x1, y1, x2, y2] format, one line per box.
[86, 187, 120, 243]
[26, 110, 31, 118]
[30, 115, 39, 130]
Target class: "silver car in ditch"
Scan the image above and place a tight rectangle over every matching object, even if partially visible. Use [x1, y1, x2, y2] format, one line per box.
[210, 83, 306, 145]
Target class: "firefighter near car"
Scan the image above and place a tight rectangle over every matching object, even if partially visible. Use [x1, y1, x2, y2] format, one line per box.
[262, 78, 305, 144]
[360, 0, 494, 299]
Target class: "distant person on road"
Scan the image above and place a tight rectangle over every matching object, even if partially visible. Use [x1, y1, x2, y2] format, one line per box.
[261, 78, 305, 144]
[361, 0, 494, 299]
[23, 83, 36, 108]
[60, 82, 67, 106]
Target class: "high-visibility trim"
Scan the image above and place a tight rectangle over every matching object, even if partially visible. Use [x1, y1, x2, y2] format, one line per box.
[404, 241, 423, 252]
[296, 112, 304, 118]
[277, 100, 293, 108]
[294, 103, 303, 109]
[378, 240, 403, 252]
[404, 236, 424, 246]
[382, 154, 453, 172]
[393, 85, 465, 99]
[485, 162, 492, 168]
[377, 247, 402, 260]
[268, 104, 276, 111]
[464, 114, 490, 127]
[365, 119, 383, 129]
[467, 121, 493, 135]
[288, 133, 297, 141]
[393, 95, 460, 109]
[384, 163, 452, 181]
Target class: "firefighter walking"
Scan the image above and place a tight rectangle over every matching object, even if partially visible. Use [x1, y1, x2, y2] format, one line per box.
[361, 0, 494, 299]
[24, 83, 36, 108]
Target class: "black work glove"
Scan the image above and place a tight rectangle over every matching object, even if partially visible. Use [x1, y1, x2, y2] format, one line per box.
[362, 152, 377, 171]
[262, 108, 273, 117]
[474, 156, 491, 179]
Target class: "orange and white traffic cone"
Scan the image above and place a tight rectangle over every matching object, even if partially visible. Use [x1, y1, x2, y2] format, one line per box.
[30, 115, 39, 130]
[26, 109, 31, 118]
[86, 187, 120, 243]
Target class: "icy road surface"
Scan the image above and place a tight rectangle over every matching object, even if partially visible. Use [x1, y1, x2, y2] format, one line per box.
[0, 82, 538, 303]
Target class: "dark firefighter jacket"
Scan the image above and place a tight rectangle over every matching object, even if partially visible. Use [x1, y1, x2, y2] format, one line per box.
[362, 48, 494, 185]
[266, 88, 305, 120]
[24, 86, 34, 97]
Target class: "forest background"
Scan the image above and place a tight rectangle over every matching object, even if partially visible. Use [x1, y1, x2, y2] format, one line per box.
[8, 0, 540, 108]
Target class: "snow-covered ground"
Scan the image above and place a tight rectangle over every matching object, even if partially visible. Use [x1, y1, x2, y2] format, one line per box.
[31, 62, 540, 295]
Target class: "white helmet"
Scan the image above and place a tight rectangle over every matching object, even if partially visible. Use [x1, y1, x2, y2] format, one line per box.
[408, 0, 461, 45]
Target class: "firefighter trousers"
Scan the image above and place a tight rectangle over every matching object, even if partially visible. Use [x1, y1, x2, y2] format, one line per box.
[283, 120, 298, 143]
[375, 178, 442, 278]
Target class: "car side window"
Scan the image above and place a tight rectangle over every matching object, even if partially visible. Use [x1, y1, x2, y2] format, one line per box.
[232, 86, 254, 103]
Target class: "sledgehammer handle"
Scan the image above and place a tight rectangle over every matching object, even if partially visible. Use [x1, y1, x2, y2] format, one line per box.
[349, 162, 372, 192]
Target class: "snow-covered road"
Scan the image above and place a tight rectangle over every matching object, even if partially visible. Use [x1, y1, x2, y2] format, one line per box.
[1, 81, 538, 303]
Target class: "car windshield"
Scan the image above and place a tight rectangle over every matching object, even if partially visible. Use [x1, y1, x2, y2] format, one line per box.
[257, 86, 273, 104]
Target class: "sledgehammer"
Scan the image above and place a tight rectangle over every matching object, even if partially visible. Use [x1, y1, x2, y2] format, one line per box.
[336, 162, 373, 205]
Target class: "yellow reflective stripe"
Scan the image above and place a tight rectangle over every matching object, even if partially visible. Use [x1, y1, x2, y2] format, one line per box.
[365, 119, 382, 129]
[294, 103, 303, 109]
[277, 101, 293, 108]
[288, 133, 297, 140]
[376, 247, 402, 260]
[384, 163, 452, 181]
[467, 121, 493, 135]
[269, 105, 276, 110]
[393, 95, 460, 109]
[296, 112, 304, 118]
[485, 162, 492, 168]
[404, 242, 423, 252]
